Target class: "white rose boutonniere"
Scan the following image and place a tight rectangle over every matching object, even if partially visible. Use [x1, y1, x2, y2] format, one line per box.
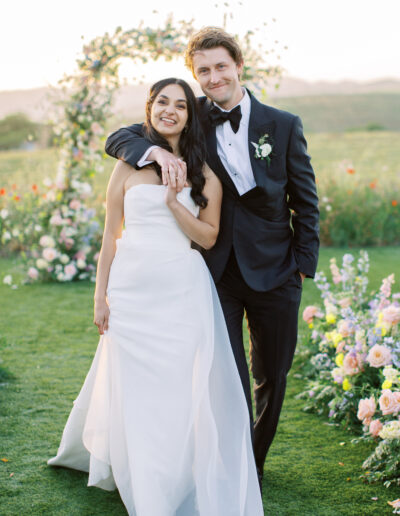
[251, 133, 273, 165]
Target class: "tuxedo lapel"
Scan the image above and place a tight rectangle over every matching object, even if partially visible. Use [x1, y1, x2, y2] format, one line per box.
[201, 98, 239, 195]
[247, 94, 276, 191]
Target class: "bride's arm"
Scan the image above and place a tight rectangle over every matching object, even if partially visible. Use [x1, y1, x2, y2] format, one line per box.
[166, 164, 223, 250]
[93, 161, 131, 334]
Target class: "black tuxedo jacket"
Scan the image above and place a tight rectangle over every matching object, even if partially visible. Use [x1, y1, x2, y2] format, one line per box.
[105, 92, 319, 292]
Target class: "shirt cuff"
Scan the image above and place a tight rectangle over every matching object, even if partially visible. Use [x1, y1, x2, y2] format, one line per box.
[137, 146, 160, 167]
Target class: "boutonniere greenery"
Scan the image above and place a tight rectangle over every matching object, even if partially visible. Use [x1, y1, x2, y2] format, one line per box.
[251, 133, 273, 165]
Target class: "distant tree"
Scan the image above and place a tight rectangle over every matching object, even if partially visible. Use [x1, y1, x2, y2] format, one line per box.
[0, 113, 39, 150]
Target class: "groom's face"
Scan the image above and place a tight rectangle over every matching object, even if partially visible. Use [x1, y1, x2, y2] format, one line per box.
[192, 46, 243, 111]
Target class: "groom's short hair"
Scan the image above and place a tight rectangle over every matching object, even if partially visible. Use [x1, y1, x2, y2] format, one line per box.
[185, 27, 243, 74]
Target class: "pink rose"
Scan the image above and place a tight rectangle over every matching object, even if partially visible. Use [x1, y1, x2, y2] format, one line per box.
[367, 344, 392, 368]
[303, 305, 319, 324]
[336, 341, 345, 353]
[74, 250, 86, 261]
[363, 417, 372, 427]
[369, 419, 383, 437]
[28, 267, 39, 280]
[343, 353, 362, 376]
[382, 305, 400, 326]
[357, 397, 376, 421]
[338, 297, 352, 309]
[69, 199, 81, 210]
[379, 390, 398, 415]
[64, 263, 77, 278]
[42, 247, 57, 262]
[338, 319, 354, 337]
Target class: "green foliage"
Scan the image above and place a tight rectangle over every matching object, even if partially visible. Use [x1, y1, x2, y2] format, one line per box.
[0, 113, 39, 151]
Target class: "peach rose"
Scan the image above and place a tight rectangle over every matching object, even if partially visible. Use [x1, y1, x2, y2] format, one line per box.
[366, 344, 392, 368]
[303, 305, 319, 324]
[338, 297, 352, 309]
[42, 247, 57, 262]
[338, 319, 354, 337]
[379, 390, 398, 415]
[393, 392, 400, 413]
[343, 353, 362, 376]
[357, 397, 376, 421]
[382, 305, 400, 326]
[369, 419, 383, 437]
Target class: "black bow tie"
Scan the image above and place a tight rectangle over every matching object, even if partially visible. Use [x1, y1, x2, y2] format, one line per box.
[208, 104, 242, 133]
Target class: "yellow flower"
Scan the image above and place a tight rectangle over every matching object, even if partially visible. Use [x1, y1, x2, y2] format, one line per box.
[342, 378, 352, 391]
[333, 332, 343, 347]
[326, 313, 336, 324]
[382, 379, 392, 390]
[336, 353, 344, 367]
[308, 323, 314, 329]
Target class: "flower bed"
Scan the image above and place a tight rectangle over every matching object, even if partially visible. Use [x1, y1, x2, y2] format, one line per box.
[298, 251, 400, 494]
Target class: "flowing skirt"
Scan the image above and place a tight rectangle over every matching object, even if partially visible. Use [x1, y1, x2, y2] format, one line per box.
[48, 244, 263, 516]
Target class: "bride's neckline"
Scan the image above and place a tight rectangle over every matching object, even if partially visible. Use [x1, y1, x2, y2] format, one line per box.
[124, 183, 191, 196]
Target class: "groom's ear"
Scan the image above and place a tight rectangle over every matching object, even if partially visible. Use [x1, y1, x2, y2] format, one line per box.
[237, 60, 244, 80]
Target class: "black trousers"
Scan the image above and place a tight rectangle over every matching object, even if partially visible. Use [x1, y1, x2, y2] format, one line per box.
[216, 250, 302, 475]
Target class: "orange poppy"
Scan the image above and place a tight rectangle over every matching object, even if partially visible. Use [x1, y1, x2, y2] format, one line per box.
[0, 188, 5, 196]
[369, 181, 377, 189]
[32, 184, 38, 192]
[347, 167, 355, 174]
[392, 200, 398, 207]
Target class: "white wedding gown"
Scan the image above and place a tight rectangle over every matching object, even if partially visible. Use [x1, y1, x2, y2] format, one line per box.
[48, 184, 263, 516]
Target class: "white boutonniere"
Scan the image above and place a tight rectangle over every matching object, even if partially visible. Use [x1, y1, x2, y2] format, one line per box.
[251, 133, 273, 165]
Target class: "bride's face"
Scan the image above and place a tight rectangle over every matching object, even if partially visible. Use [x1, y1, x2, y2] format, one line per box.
[150, 84, 189, 138]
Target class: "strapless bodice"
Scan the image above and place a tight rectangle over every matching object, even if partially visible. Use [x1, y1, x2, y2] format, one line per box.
[120, 184, 199, 251]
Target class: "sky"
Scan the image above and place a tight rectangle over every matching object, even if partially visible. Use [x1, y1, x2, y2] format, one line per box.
[1, 0, 399, 91]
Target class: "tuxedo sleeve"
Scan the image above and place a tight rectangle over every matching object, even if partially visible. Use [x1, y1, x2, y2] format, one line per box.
[286, 116, 319, 278]
[105, 124, 155, 169]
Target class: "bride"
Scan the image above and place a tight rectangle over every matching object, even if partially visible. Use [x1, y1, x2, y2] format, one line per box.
[48, 77, 263, 516]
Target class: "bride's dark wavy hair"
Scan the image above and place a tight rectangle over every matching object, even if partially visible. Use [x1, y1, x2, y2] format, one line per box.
[143, 78, 208, 208]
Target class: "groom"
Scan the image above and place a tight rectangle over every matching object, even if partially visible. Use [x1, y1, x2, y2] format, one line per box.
[105, 27, 319, 487]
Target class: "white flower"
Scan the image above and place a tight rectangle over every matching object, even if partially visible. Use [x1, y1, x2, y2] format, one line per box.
[64, 227, 78, 237]
[3, 231, 11, 241]
[326, 205, 332, 212]
[60, 254, 70, 265]
[322, 196, 329, 203]
[0, 209, 8, 219]
[39, 235, 56, 248]
[34, 225, 42, 232]
[260, 143, 272, 158]
[57, 272, 67, 282]
[12, 228, 20, 237]
[3, 274, 12, 285]
[77, 259, 86, 269]
[36, 258, 48, 270]
[251, 133, 273, 161]
[379, 420, 400, 440]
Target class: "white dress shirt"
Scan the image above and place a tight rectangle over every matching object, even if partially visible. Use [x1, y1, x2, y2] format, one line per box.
[138, 88, 255, 195]
[213, 88, 255, 195]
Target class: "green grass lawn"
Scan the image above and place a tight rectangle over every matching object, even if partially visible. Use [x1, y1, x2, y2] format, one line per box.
[1, 247, 400, 515]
